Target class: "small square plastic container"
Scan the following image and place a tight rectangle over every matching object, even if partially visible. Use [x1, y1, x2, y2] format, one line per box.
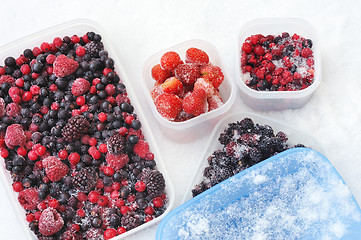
[0, 19, 175, 240]
[143, 40, 236, 142]
[182, 111, 324, 203]
[236, 18, 322, 111]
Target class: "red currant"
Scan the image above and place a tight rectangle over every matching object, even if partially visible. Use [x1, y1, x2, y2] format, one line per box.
[104, 228, 117, 240]
[99, 143, 108, 153]
[17, 147, 27, 156]
[76, 46, 86, 57]
[88, 191, 100, 203]
[28, 150, 38, 161]
[120, 205, 130, 215]
[40, 42, 50, 52]
[98, 195, 109, 207]
[30, 85, 40, 95]
[12, 182, 24, 192]
[68, 152, 80, 165]
[98, 112, 107, 122]
[117, 227, 126, 235]
[36, 145, 46, 156]
[76, 96, 86, 106]
[48, 199, 60, 209]
[104, 166, 115, 176]
[58, 149, 68, 160]
[71, 35, 80, 44]
[153, 197, 164, 208]
[135, 181, 146, 192]
[144, 206, 155, 215]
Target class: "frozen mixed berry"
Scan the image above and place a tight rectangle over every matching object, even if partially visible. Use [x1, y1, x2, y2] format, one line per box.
[241, 32, 315, 91]
[0, 32, 168, 239]
[192, 117, 306, 197]
[150, 47, 226, 122]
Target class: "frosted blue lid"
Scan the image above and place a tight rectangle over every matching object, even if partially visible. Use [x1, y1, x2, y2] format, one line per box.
[156, 148, 361, 240]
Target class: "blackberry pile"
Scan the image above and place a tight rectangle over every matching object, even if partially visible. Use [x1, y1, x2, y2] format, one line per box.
[192, 117, 305, 197]
[0, 32, 167, 239]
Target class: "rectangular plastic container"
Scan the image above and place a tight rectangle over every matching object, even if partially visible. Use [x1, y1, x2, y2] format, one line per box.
[0, 19, 175, 240]
[236, 18, 321, 111]
[182, 111, 324, 203]
[143, 39, 236, 142]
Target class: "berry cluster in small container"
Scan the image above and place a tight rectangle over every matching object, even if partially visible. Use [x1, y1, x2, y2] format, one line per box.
[151, 48, 225, 122]
[0, 21, 172, 240]
[241, 32, 315, 91]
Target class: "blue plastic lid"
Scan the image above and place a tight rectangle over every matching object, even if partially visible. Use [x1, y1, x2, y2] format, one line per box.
[156, 148, 361, 239]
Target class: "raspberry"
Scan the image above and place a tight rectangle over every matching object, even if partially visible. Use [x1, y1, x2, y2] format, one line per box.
[185, 47, 209, 64]
[182, 89, 208, 117]
[133, 140, 150, 159]
[200, 64, 224, 89]
[194, 78, 215, 97]
[301, 48, 313, 58]
[151, 64, 172, 83]
[0, 75, 16, 86]
[38, 208, 64, 236]
[174, 63, 200, 86]
[0, 97, 5, 117]
[241, 42, 253, 54]
[42, 156, 69, 182]
[160, 51, 183, 71]
[5, 124, 26, 149]
[53, 54, 79, 77]
[18, 188, 40, 210]
[161, 77, 183, 95]
[5, 102, 21, 117]
[106, 152, 129, 171]
[154, 93, 182, 121]
[71, 78, 91, 96]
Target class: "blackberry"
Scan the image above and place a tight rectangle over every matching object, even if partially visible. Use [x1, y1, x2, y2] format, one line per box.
[72, 167, 98, 193]
[106, 133, 125, 154]
[84, 41, 104, 58]
[62, 115, 90, 142]
[121, 212, 140, 231]
[141, 169, 165, 198]
[239, 118, 254, 131]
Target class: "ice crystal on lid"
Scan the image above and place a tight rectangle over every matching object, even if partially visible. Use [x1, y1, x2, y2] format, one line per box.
[160, 149, 361, 240]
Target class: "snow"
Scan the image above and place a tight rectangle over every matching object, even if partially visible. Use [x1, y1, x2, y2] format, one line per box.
[0, 0, 361, 240]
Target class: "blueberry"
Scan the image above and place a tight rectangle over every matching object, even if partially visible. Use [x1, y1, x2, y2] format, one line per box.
[32, 62, 43, 73]
[131, 119, 141, 130]
[4, 56, 15, 66]
[91, 217, 103, 228]
[23, 49, 34, 59]
[128, 135, 138, 145]
[98, 90, 107, 99]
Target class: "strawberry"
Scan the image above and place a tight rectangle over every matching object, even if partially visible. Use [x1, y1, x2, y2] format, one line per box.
[151, 64, 172, 83]
[207, 90, 223, 111]
[155, 93, 182, 120]
[106, 152, 129, 171]
[174, 63, 200, 86]
[38, 208, 64, 236]
[133, 140, 150, 159]
[18, 188, 40, 210]
[160, 51, 183, 71]
[200, 64, 224, 89]
[185, 47, 209, 64]
[161, 77, 183, 95]
[151, 82, 164, 100]
[42, 156, 69, 182]
[182, 89, 208, 116]
[71, 78, 91, 96]
[53, 54, 79, 77]
[193, 78, 214, 97]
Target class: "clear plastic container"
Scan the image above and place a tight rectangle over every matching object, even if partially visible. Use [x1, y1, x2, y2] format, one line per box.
[236, 18, 322, 111]
[143, 40, 236, 142]
[182, 111, 324, 203]
[0, 19, 175, 240]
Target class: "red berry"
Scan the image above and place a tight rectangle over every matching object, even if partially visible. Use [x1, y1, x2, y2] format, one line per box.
[160, 51, 183, 71]
[68, 152, 80, 165]
[58, 149, 68, 160]
[153, 197, 164, 208]
[92, 78, 101, 85]
[0, 148, 8, 158]
[99, 143, 108, 153]
[48, 199, 60, 209]
[26, 213, 35, 222]
[105, 84, 116, 96]
[71, 35, 80, 44]
[242, 42, 253, 54]
[28, 150, 38, 161]
[98, 195, 109, 207]
[88, 191, 100, 203]
[125, 115, 134, 125]
[36, 145, 46, 156]
[51, 102, 60, 110]
[127, 194, 136, 203]
[17, 146, 27, 156]
[49, 84, 58, 92]
[98, 112, 107, 122]
[12, 182, 24, 192]
[40, 42, 50, 52]
[120, 206, 130, 215]
[161, 77, 183, 95]
[118, 127, 128, 136]
[253, 45, 265, 56]
[53, 55, 79, 78]
[53, 37, 63, 48]
[0, 67, 5, 75]
[71, 224, 81, 232]
[115, 199, 125, 208]
[88, 137, 97, 146]
[20, 64, 31, 75]
[92, 150, 101, 160]
[145, 215, 154, 222]
[117, 227, 127, 235]
[154, 93, 182, 121]
[104, 166, 115, 176]
[30, 85, 40, 95]
[182, 89, 208, 116]
[151, 64, 172, 83]
[174, 63, 200, 86]
[76, 46, 86, 56]
[185, 47, 209, 64]
[22, 91, 33, 102]
[76, 96, 86, 106]
[144, 206, 155, 215]
[103, 68, 113, 76]
[77, 209, 85, 217]
[104, 228, 117, 240]
[200, 64, 224, 89]
[135, 181, 146, 192]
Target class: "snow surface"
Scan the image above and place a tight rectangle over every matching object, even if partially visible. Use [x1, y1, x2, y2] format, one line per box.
[0, 0, 361, 240]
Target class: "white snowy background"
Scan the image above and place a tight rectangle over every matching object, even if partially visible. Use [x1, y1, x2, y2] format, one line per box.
[0, 0, 360, 239]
